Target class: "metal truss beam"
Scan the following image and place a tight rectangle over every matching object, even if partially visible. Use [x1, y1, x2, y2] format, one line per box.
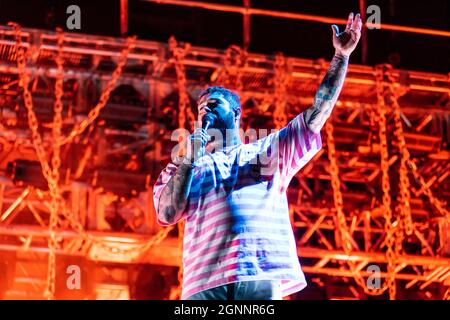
[142, 0, 450, 38]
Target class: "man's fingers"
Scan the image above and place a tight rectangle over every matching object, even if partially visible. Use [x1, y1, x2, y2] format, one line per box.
[356, 15, 363, 32]
[331, 24, 339, 37]
[351, 13, 361, 31]
[345, 12, 354, 31]
[192, 129, 210, 144]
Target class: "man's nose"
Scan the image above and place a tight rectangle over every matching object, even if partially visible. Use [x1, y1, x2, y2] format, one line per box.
[199, 105, 212, 114]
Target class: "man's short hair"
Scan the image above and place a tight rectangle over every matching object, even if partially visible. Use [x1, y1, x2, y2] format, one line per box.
[197, 86, 241, 117]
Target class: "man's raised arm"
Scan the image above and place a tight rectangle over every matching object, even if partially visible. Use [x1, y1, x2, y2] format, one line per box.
[304, 12, 362, 134]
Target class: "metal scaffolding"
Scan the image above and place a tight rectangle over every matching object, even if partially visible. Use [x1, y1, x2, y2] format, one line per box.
[142, 0, 450, 38]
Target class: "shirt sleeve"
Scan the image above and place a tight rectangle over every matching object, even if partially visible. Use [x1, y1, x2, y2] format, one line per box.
[276, 112, 322, 181]
[153, 162, 191, 226]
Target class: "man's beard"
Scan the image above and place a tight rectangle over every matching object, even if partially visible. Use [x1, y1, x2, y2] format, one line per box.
[213, 112, 235, 131]
[205, 112, 236, 151]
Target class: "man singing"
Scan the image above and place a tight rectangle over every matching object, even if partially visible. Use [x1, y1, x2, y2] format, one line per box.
[153, 12, 362, 300]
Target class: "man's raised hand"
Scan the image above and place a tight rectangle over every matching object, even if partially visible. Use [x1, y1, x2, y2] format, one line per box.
[331, 12, 362, 58]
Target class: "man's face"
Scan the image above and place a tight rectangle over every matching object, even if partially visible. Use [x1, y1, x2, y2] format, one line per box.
[197, 92, 237, 130]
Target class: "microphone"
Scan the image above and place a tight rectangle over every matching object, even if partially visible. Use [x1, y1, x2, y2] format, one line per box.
[200, 113, 215, 148]
[202, 113, 216, 131]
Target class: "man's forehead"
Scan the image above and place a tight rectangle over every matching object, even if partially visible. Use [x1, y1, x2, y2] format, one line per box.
[198, 92, 226, 105]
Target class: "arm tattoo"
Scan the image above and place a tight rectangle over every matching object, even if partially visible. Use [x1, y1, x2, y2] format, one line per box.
[157, 163, 195, 224]
[304, 53, 349, 133]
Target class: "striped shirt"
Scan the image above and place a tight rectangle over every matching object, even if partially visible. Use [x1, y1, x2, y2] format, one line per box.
[153, 112, 322, 299]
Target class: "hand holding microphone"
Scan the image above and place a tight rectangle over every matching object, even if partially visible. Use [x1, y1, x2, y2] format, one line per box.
[184, 113, 216, 164]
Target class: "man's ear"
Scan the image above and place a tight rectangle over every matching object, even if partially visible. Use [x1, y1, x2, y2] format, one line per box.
[235, 109, 241, 122]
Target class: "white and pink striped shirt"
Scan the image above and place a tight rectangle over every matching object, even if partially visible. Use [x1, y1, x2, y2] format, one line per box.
[153, 112, 322, 299]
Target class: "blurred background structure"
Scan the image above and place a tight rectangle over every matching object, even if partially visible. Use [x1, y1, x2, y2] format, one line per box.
[0, 0, 448, 300]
